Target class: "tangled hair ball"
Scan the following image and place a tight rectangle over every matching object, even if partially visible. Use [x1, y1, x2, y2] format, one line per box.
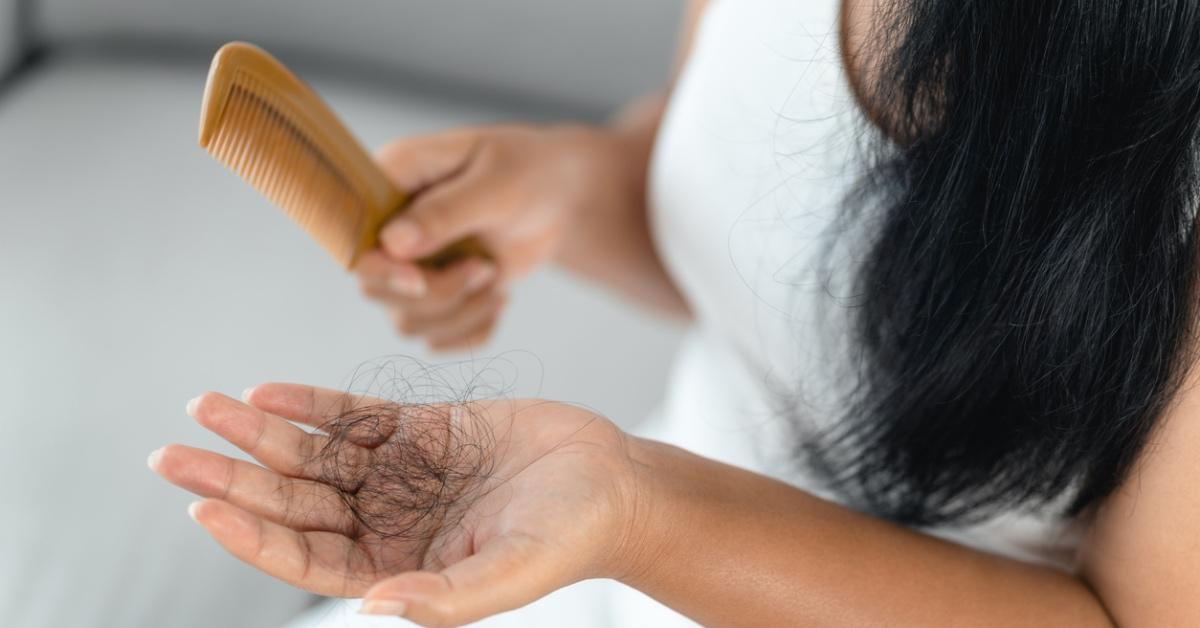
[285, 356, 538, 574]
[312, 401, 496, 551]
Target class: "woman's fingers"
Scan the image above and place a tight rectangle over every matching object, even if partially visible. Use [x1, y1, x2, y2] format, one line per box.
[245, 383, 414, 448]
[149, 444, 358, 535]
[392, 288, 505, 340]
[418, 258, 497, 307]
[244, 383, 389, 430]
[374, 130, 479, 197]
[357, 254, 498, 315]
[380, 167, 499, 262]
[187, 498, 380, 598]
[187, 391, 368, 480]
[356, 244, 503, 352]
[354, 250, 427, 298]
[426, 311, 501, 353]
[361, 533, 562, 627]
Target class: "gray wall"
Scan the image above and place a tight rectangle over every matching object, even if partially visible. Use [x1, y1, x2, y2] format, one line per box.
[33, 0, 683, 112]
[0, 0, 17, 75]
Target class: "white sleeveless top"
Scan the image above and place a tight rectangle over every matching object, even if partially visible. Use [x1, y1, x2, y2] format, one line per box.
[642, 0, 1083, 576]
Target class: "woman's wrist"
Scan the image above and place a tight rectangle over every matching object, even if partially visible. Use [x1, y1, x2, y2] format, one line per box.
[545, 123, 650, 257]
[544, 99, 690, 314]
[546, 92, 664, 265]
[601, 435, 820, 622]
[602, 435, 694, 590]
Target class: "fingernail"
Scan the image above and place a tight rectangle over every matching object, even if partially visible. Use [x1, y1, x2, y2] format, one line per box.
[384, 221, 423, 255]
[187, 501, 202, 522]
[389, 274, 426, 297]
[466, 264, 496, 293]
[146, 447, 164, 471]
[241, 387, 255, 403]
[186, 396, 201, 416]
[360, 599, 408, 616]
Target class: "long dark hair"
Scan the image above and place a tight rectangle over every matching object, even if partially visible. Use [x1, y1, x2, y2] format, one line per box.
[807, 0, 1200, 526]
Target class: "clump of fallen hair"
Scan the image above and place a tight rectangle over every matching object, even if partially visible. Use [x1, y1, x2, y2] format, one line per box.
[313, 401, 496, 553]
[286, 355, 535, 576]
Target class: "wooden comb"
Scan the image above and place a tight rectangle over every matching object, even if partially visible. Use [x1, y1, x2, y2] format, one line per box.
[199, 42, 484, 269]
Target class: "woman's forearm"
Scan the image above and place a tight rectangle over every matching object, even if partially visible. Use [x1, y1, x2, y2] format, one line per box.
[618, 438, 1115, 627]
[552, 94, 691, 318]
[551, 2, 710, 317]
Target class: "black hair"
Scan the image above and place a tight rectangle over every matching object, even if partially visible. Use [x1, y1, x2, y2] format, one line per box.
[289, 357, 519, 578]
[313, 401, 495, 553]
[804, 0, 1200, 526]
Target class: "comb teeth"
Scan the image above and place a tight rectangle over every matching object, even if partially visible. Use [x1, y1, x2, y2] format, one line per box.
[206, 70, 368, 267]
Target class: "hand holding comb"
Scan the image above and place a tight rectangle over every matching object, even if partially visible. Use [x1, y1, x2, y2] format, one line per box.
[198, 42, 486, 269]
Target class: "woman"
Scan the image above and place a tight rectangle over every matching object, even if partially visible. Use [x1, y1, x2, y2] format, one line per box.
[149, 0, 1200, 625]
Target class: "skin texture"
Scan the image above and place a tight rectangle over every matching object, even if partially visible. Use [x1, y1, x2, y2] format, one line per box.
[1081, 363, 1200, 626]
[154, 1, 1200, 625]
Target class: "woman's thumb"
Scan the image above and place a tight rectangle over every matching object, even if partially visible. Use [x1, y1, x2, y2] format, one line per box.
[360, 534, 564, 627]
[375, 130, 494, 261]
[379, 175, 495, 262]
[374, 130, 478, 194]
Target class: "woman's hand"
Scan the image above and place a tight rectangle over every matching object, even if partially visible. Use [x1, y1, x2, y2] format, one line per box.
[148, 384, 651, 627]
[358, 125, 644, 351]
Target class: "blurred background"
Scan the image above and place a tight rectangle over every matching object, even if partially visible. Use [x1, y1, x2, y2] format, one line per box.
[0, 1, 684, 626]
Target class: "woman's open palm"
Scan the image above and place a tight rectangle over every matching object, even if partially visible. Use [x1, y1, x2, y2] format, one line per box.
[149, 383, 643, 627]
